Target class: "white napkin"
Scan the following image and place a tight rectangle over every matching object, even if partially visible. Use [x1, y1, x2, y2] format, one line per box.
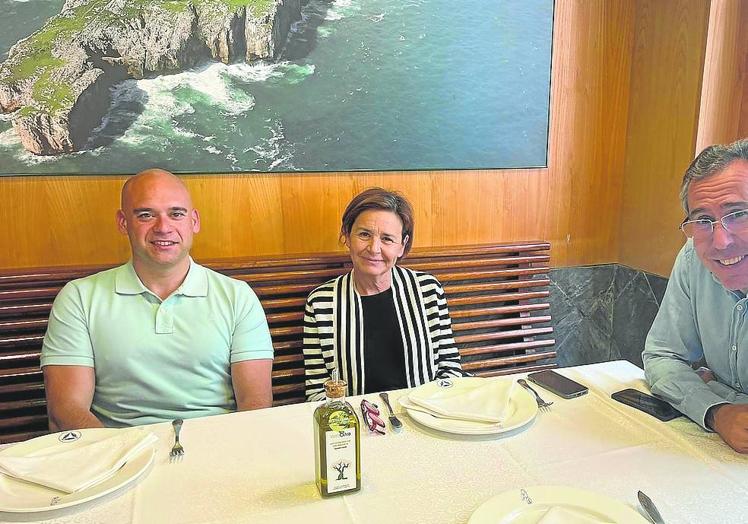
[406, 377, 516, 423]
[0, 429, 158, 493]
[535, 506, 615, 524]
[398, 394, 497, 424]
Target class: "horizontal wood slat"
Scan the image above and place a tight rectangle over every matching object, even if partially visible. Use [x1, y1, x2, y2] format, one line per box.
[450, 303, 549, 319]
[454, 327, 554, 344]
[404, 255, 550, 271]
[0, 303, 54, 319]
[448, 291, 549, 306]
[0, 319, 48, 332]
[461, 351, 558, 371]
[474, 363, 557, 378]
[460, 339, 556, 357]
[0, 335, 43, 348]
[0, 381, 45, 395]
[452, 316, 552, 332]
[0, 414, 47, 430]
[434, 267, 550, 281]
[443, 279, 551, 294]
[0, 241, 555, 443]
[0, 398, 47, 411]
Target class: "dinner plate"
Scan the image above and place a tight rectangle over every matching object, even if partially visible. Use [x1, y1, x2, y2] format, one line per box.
[469, 486, 649, 523]
[401, 379, 538, 435]
[0, 428, 155, 516]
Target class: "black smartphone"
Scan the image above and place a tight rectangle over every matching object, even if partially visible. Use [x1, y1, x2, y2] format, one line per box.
[527, 370, 588, 399]
[611, 388, 682, 421]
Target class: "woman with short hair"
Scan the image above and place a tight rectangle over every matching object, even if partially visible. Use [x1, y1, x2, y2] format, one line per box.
[303, 187, 464, 401]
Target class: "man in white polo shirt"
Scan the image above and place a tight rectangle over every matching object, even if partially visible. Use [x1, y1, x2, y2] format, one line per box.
[41, 169, 273, 429]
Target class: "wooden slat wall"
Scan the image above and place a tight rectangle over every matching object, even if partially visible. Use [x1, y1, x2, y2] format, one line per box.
[0, 242, 555, 443]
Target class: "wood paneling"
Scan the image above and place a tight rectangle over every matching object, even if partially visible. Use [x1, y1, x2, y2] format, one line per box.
[0, 1, 723, 277]
[696, 0, 748, 152]
[618, 0, 711, 276]
[0, 0, 637, 271]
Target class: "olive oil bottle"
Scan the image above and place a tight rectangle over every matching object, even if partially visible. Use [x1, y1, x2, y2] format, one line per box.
[313, 378, 361, 497]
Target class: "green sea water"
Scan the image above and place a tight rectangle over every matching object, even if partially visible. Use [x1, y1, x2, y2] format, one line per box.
[0, 0, 553, 175]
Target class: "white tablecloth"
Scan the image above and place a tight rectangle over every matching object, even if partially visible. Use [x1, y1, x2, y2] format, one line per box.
[4, 361, 748, 523]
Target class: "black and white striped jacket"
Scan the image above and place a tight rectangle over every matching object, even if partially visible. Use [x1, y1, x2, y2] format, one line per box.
[303, 265, 464, 401]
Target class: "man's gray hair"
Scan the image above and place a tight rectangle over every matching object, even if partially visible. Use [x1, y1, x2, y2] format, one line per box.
[680, 138, 748, 213]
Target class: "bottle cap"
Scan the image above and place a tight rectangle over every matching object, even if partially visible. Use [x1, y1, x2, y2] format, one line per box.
[324, 378, 347, 399]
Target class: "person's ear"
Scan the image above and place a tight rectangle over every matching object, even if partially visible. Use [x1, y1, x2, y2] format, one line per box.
[192, 209, 201, 234]
[116, 209, 128, 235]
[399, 235, 409, 257]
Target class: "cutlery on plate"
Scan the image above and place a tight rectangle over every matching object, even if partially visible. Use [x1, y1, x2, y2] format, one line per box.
[517, 379, 553, 411]
[638, 490, 665, 524]
[169, 418, 185, 462]
[379, 392, 403, 432]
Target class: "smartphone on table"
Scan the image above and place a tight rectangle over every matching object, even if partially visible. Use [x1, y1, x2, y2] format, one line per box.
[527, 370, 589, 399]
[611, 388, 682, 421]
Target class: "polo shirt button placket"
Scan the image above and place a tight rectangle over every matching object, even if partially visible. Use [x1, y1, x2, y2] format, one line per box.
[156, 302, 175, 334]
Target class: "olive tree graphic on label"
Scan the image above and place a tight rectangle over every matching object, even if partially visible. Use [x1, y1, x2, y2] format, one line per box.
[333, 461, 350, 481]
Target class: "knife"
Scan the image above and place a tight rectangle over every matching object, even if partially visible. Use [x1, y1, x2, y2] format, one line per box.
[638, 490, 665, 524]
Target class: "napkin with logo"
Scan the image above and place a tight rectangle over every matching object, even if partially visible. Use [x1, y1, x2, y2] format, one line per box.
[406, 377, 517, 423]
[0, 429, 158, 493]
[536, 506, 615, 524]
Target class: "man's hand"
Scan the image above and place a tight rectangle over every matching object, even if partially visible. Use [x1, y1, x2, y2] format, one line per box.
[696, 366, 715, 383]
[710, 404, 748, 453]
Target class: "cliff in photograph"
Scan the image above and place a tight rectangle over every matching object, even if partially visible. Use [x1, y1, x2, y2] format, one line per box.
[0, 0, 306, 155]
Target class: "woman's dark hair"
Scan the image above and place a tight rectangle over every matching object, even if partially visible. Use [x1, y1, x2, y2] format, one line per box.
[340, 187, 414, 257]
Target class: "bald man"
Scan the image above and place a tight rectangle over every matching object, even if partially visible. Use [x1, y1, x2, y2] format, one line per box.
[41, 169, 273, 430]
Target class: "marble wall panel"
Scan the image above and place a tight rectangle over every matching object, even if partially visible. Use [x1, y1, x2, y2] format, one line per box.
[548, 264, 668, 368]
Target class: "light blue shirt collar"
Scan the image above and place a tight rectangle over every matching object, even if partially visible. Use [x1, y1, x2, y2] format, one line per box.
[115, 258, 208, 297]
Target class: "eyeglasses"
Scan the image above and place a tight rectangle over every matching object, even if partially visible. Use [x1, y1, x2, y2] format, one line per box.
[680, 209, 748, 239]
[360, 399, 385, 435]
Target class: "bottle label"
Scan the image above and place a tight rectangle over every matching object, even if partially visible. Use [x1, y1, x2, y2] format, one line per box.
[325, 429, 357, 494]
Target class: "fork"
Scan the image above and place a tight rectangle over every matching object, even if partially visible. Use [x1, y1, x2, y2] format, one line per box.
[169, 418, 184, 462]
[517, 379, 553, 411]
[379, 392, 403, 432]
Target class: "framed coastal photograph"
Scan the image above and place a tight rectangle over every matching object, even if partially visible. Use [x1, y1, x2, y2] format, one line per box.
[0, 0, 554, 175]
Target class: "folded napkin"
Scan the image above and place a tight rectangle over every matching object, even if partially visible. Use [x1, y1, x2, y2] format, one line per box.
[0, 429, 158, 493]
[536, 506, 615, 524]
[399, 394, 498, 425]
[407, 377, 516, 423]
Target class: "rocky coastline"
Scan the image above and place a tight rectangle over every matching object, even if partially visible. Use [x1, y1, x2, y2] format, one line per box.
[0, 0, 306, 156]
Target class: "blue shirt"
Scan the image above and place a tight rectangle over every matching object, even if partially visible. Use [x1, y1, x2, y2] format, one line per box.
[643, 240, 748, 428]
[41, 260, 273, 426]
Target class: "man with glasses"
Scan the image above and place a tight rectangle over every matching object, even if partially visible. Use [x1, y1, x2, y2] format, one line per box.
[643, 138, 748, 453]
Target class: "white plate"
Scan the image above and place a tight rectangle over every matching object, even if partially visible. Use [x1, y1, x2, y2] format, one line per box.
[0, 428, 155, 516]
[401, 379, 538, 435]
[469, 486, 649, 523]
